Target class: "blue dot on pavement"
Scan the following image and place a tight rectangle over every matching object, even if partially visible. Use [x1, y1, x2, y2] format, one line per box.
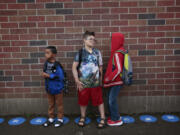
[30, 117, 47, 125]
[8, 117, 26, 126]
[140, 115, 157, 123]
[122, 116, 135, 123]
[74, 117, 91, 124]
[0, 118, 5, 124]
[162, 114, 180, 123]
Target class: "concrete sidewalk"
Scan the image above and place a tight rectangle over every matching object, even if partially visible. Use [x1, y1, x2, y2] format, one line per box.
[0, 113, 180, 135]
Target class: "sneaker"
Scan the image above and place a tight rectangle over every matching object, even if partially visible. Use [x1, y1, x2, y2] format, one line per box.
[54, 119, 63, 128]
[107, 119, 123, 126]
[107, 117, 111, 121]
[107, 116, 122, 122]
[43, 118, 54, 127]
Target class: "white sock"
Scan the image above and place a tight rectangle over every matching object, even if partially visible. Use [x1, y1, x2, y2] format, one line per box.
[48, 118, 54, 123]
[58, 119, 63, 123]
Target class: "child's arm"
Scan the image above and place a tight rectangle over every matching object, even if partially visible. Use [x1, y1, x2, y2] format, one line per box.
[49, 65, 64, 81]
[104, 53, 123, 83]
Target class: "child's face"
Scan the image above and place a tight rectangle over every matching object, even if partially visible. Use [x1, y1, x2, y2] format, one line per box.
[84, 35, 96, 48]
[45, 49, 55, 60]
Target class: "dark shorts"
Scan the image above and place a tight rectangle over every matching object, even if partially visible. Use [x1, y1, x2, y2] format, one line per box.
[78, 86, 103, 106]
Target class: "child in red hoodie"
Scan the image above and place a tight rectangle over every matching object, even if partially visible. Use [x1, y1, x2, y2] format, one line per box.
[104, 33, 126, 126]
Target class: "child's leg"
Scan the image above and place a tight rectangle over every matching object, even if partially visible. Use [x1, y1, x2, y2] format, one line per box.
[98, 103, 105, 119]
[80, 105, 87, 117]
[55, 93, 64, 120]
[47, 93, 55, 119]
[44, 93, 55, 127]
[108, 85, 122, 121]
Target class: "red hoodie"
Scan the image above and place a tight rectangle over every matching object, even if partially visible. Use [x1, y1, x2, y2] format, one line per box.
[104, 33, 126, 87]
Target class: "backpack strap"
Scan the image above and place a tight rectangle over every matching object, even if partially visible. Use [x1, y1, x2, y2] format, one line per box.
[112, 50, 128, 66]
[43, 61, 48, 72]
[54, 61, 66, 77]
[77, 48, 83, 69]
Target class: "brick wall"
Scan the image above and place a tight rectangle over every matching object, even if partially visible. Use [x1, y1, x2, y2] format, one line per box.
[0, 0, 180, 100]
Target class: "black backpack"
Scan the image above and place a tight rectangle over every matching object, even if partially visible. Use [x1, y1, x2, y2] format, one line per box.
[43, 61, 69, 94]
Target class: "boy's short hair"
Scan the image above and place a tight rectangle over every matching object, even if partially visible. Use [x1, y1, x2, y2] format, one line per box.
[83, 31, 95, 39]
[46, 46, 57, 54]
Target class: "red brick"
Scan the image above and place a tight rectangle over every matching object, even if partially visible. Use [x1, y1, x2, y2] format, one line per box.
[46, 16, 64, 21]
[0, 10, 17, 16]
[27, 4, 44, 9]
[14, 88, 31, 93]
[148, 32, 165, 37]
[3, 47, 20, 52]
[4, 59, 21, 64]
[56, 22, 73, 27]
[47, 28, 64, 33]
[13, 65, 29, 70]
[111, 20, 128, 26]
[0, 4, 7, 9]
[5, 71, 21, 76]
[165, 79, 180, 84]
[9, 16, 26, 22]
[0, 41, 10, 46]
[139, 1, 155, 6]
[120, 2, 137, 7]
[19, 10, 36, 16]
[167, 7, 180, 12]
[147, 68, 164, 73]
[157, 26, 174, 31]
[120, 14, 137, 19]
[29, 28, 46, 34]
[64, 2, 82, 8]
[20, 34, 37, 40]
[11, 41, 28, 46]
[28, 16, 45, 21]
[102, 27, 119, 32]
[0, 17, 8, 22]
[83, 2, 101, 8]
[157, 13, 174, 18]
[102, 2, 119, 7]
[120, 27, 137, 32]
[157, 1, 174, 6]
[157, 73, 173, 78]
[129, 8, 146, 13]
[147, 56, 164, 61]
[1, 23, 18, 28]
[8, 4, 25, 9]
[0, 88, 14, 93]
[165, 67, 180, 72]
[10, 29, 27, 34]
[139, 73, 155, 79]
[148, 80, 164, 84]
[19, 22, 36, 28]
[92, 9, 109, 14]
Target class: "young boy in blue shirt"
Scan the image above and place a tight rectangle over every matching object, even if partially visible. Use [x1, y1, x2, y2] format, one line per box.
[42, 46, 64, 128]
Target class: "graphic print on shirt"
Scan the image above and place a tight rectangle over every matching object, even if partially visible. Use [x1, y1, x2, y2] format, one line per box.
[75, 48, 102, 88]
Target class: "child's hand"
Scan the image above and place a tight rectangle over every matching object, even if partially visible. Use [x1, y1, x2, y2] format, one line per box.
[75, 80, 84, 91]
[104, 77, 109, 83]
[42, 72, 50, 78]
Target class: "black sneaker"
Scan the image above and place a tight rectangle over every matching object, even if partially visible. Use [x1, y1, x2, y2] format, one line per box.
[43, 120, 53, 127]
[54, 120, 63, 128]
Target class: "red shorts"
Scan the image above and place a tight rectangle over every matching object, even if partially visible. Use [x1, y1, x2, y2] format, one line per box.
[78, 86, 103, 106]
